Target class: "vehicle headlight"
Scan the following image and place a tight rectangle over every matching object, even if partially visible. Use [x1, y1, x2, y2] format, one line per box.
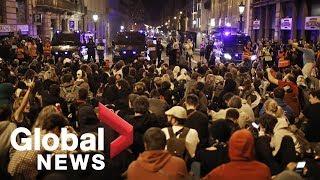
[224, 53, 232, 60]
[133, 51, 137, 55]
[123, 51, 127, 54]
[251, 55, 257, 61]
[55, 52, 59, 55]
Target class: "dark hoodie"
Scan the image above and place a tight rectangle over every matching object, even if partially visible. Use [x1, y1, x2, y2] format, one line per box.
[204, 129, 271, 180]
[0, 121, 17, 179]
[127, 150, 188, 180]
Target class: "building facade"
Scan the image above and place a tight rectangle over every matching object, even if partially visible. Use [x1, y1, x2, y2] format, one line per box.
[35, 0, 85, 39]
[211, 0, 251, 33]
[0, 0, 36, 36]
[83, 0, 108, 41]
[108, 0, 134, 40]
[249, 0, 320, 42]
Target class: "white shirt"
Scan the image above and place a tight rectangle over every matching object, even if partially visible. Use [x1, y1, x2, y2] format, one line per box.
[162, 126, 199, 158]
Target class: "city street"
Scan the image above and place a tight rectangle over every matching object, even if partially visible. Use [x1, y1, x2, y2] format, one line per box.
[0, 0, 320, 180]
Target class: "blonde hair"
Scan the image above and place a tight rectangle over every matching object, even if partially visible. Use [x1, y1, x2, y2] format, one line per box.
[32, 105, 58, 131]
[44, 67, 58, 82]
[162, 74, 171, 82]
[264, 99, 284, 118]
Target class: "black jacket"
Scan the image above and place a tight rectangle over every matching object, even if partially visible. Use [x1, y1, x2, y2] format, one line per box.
[185, 109, 209, 148]
[255, 136, 282, 175]
[128, 112, 167, 157]
[195, 143, 229, 177]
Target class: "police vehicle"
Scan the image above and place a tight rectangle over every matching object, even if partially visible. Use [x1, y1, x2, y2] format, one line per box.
[113, 31, 147, 62]
[211, 27, 251, 63]
[51, 31, 82, 58]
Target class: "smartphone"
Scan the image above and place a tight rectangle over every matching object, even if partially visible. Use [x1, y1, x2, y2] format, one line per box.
[252, 122, 259, 129]
[295, 161, 306, 174]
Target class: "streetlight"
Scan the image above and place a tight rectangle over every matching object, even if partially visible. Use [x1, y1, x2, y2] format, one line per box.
[179, 11, 183, 15]
[174, 16, 177, 20]
[93, 14, 99, 40]
[120, 25, 124, 32]
[193, 20, 197, 26]
[238, 1, 245, 32]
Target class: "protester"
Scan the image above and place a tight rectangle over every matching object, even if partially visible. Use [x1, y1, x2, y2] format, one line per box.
[291, 42, 316, 77]
[301, 89, 320, 142]
[162, 106, 199, 158]
[127, 127, 189, 180]
[203, 129, 271, 180]
[184, 39, 194, 67]
[184, 94, 209, 148]
[129, 96, 165, 157]
[195, 119, 233, 177]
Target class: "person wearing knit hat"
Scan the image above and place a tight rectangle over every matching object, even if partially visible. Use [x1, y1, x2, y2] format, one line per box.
[162, 106, 199, 158]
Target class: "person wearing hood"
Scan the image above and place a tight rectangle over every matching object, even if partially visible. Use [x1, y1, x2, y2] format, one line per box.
[127, 127, 189, 180]
[203, 129, 271, 180]
[0, 105, 17, 179]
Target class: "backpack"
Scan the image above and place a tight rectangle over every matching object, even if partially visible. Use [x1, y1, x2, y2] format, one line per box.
[167, 127, 190, 159]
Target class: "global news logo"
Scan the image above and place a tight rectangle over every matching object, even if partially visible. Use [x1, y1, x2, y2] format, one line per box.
[10, 103, 133, 170]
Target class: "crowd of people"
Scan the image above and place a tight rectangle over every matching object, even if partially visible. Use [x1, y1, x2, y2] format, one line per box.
[1, 34, 320, 180]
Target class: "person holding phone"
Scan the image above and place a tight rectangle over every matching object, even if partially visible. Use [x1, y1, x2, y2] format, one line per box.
[290, 41, 315, 77]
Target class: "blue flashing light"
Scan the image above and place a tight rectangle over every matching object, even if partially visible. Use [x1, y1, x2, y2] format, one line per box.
[224, 53, 232, 60]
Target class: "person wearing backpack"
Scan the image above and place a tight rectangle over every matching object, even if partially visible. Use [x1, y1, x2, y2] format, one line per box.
[127, 127, 189, 180]
[162, 106, 199, 159]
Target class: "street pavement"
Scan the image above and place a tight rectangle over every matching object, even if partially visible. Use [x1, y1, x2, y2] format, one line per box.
[98, 49, 204, 69]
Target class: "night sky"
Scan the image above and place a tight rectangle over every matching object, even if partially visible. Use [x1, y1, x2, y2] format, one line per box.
[142, 0, 168, 25]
